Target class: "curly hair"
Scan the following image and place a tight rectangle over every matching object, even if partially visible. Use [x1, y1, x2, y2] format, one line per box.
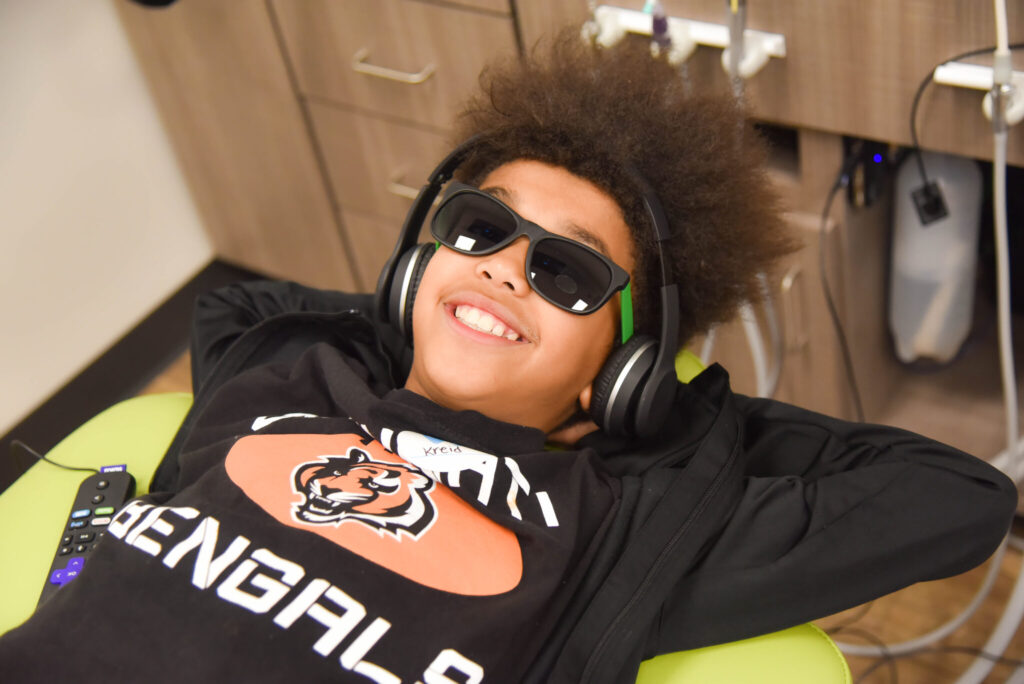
[451, 31, 796, 348]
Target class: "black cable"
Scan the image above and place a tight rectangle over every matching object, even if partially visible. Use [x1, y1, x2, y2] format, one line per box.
[819, 174, 867, 423]
[840, 627, 898, 684]
[910, 42, 1024, 186]
[855, 643, 1024, 683]
[9, 439, 99, 474]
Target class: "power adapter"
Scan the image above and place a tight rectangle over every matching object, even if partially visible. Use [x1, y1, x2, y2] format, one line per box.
[911, 181, 950, 225]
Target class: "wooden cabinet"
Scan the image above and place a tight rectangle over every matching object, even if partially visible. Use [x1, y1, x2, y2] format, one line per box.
[516, 0, 1024, 167]
[114, 0, 360, 292]
[116, 0, 517, 292]
[271, 0, 518, 286]
[272, 0, 516, 130]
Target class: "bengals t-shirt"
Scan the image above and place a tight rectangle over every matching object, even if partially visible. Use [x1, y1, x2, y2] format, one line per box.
[5, 344, 620, 683]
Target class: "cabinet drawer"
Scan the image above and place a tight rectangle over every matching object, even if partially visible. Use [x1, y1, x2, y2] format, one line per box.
[273, 0, 518, 130]
[341, 208, 408, 291]
[311, 102, 452, 222]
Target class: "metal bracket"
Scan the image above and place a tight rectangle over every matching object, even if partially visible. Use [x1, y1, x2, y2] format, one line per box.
[932, 61, 1024, 126]
[588, 4, 785, 78]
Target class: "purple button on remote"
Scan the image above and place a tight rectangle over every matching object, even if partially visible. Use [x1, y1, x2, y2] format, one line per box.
[49, 556, 86, 586]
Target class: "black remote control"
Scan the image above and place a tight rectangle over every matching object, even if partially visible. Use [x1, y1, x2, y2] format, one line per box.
[38, 470, 136, 605]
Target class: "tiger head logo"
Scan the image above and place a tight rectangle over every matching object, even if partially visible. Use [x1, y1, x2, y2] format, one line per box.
[291, 448, 436, 539]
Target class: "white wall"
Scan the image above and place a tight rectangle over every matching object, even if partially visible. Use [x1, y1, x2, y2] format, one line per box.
[0, 0, 213, 434]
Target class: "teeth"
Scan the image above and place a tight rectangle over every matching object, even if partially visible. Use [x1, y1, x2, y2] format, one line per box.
[455, 305, 521, 341]
[478, 312, 496, 331]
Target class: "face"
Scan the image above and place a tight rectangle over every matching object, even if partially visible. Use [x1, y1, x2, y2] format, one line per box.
[403, 160, 636, 433]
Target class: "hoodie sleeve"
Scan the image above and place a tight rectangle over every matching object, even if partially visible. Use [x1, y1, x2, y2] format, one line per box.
[188, 280, 371, 392]
[649, 394, 1017, 654]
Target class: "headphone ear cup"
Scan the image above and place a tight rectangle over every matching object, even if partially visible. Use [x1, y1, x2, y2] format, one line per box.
[589, 335, 658, 436]
[387, 244, 434, 342]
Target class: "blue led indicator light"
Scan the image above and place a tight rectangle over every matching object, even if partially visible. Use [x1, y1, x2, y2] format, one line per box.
[873, 153, 883, 164]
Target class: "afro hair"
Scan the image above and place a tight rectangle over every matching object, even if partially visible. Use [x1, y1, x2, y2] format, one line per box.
[450, 30, 797, 348]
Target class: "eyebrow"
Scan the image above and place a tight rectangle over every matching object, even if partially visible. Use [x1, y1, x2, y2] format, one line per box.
[480, 185, 612, 256]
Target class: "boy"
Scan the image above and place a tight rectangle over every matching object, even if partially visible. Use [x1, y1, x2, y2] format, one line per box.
[0, 34, 1015, 684]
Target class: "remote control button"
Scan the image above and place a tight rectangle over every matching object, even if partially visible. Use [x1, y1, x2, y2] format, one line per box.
[91, 494, 105, 504]
[68, 521, 86, 529]
[49, 557, 86, 587]
[61, 535, 73, 546]
[95, 480, 109, 490]
[91, 517, 111, 527]
[94, 506, 115, 516]
[74, 544, 88, 553]
[58, 546, 72, 556]
[70, 509, 90, 519]
[75, 532, 95, 543]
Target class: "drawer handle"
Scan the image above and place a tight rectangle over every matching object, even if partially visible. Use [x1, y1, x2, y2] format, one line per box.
[351, 48, 436, 84]
[387, 175, 421, 200]
[780, 265, 808, 353]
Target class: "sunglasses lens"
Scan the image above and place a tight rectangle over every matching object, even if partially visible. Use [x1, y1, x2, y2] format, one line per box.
[530, 240, 614, 313]
[432, 189, 618, 314]
[433, 193, 516, 253]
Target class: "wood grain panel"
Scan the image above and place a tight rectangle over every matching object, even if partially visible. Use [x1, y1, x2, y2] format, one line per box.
[114, 0, 359, 291]
[309, 102, 452, 222]
[515, 0, 1024, 165]
[444, 0, 511, 15]
[512, 0, 588, 49]
[340, 207, 434, 293]
[272, 0, 518, 130]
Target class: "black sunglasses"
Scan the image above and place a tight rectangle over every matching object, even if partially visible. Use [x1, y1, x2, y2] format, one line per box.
[430, 181, 631, 315]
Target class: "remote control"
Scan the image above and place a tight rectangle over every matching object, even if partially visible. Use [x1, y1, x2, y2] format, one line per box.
[38, 469, 135, 605]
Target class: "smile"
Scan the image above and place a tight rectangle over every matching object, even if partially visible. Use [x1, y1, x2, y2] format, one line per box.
[453, 304, 523, 342]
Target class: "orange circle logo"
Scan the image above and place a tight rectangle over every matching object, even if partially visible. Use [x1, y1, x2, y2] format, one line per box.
[225, 433, 522, 596]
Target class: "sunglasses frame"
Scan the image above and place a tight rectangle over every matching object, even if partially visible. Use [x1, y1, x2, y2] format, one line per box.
[430, 181, 632, 317]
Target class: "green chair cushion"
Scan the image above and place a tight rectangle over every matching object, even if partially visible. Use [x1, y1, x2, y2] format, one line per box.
[636, 623, 851, 684]
[0, 392, 192, 635]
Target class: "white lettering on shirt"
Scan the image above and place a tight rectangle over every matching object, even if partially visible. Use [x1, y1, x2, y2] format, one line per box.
[217, 547, 305, 613]
[378, 428, 559, 528]
[251, 413, 319, 431]
[110, 502, 485, 682]
[162, 515, 251, 589]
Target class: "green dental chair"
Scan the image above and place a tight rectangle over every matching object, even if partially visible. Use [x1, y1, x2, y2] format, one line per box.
[0, 355, 851, 683]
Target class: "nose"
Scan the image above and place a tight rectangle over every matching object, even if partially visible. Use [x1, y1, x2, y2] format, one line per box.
[475, 237, 530, 296]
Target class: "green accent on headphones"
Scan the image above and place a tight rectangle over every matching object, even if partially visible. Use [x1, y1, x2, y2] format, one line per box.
[435, 241, 440, 251]
[620, 283, 634, 344]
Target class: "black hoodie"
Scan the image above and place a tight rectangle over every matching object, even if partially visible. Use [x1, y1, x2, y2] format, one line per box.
[0, 281, 1015, 684]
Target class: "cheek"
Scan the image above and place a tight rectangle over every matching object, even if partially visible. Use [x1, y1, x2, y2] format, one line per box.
[538, 309, 617, 386]
[411, 250, 467, 325]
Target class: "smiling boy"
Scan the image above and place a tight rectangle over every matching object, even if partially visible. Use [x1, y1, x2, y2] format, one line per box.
[406, 160, 636, 435]
[0, 33, 1016, 684]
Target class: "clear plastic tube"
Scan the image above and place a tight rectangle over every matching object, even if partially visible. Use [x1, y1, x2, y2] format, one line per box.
[739, 303, 769, 397]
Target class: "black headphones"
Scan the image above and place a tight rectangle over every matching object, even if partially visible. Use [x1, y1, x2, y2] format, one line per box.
[375, 138, 680, 438]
